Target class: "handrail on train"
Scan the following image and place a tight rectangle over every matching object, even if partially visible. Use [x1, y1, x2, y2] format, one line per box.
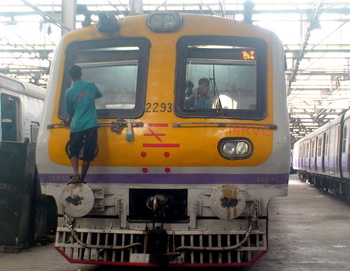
[173, 122, 277, 130]
[48, 121, 276, 130]
[47, 119, 144, 133]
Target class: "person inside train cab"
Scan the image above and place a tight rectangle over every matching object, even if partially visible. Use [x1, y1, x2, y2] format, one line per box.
[185, 80, 194, 98]
[185, 77, 213, 109]
[64, 64, 102, 184]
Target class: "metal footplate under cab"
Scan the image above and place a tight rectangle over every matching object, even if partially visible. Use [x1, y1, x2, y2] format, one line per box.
[55, 221, 267, 266]
[57, 183, 267, 266]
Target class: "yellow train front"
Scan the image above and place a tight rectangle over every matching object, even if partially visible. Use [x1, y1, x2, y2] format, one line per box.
[37, 12, 290, 267]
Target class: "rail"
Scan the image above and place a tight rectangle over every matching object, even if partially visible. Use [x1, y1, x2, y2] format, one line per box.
[173, 122, 277, 130]
[47, 119, 144, 133]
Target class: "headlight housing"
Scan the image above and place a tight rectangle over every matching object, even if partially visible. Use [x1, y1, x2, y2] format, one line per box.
[147, 12, 183, 33]
[218, 138, 253, 160]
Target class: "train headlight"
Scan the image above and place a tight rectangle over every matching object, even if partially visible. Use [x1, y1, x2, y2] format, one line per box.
[218, 138, 253, 160]
[147, 12, 183, 33]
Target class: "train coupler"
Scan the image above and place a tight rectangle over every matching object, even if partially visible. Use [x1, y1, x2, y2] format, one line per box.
[146, 228, 181, 265]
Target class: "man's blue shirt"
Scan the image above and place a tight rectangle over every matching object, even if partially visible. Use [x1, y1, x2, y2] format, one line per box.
[185, 95, 213, 109]
[65, 80, 102, 132]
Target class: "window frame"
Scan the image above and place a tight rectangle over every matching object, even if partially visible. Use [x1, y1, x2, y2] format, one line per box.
[175, 35, 268, 119]
[59, 37, 150, 119]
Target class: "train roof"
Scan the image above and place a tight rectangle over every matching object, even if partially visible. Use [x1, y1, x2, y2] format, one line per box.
[0, 73, 46, 100]
[63, 12, 277, 43]
[344, 109, 350, 122]
[294, 109, 350, 145]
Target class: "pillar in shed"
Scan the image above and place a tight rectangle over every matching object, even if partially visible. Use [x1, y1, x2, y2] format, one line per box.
[130, 0, 143, 15]
[61, 0, 77, 36]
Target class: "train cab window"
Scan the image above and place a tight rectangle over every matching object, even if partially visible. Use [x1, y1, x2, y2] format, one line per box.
[1, 93, 19, 142]
[59, 38, 150, 119]
[175, 36, 267, 119]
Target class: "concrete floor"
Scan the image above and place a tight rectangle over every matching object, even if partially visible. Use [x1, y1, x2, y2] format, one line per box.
[246, 174, 350, 271]
[1, 174, 350, 271]
[0, 243, 96, 271]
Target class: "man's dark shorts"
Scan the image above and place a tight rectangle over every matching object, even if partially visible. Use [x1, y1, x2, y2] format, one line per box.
[69, 127, 98, 161]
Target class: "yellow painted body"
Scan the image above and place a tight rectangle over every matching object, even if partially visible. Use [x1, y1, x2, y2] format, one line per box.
[47, 14, 275, 168]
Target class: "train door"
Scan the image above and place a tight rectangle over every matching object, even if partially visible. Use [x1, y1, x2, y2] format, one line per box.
[324, 130, 330, 174]
[298, 143, 302, 169]
[1, 93, 20, 142]
[336, 124, 341, 177]
[306, 141, 310, 171]
[301, 142, 305, 170]
[321, 132, 325, 173]
[312, 137, 318, 171]
[328, 124, 341, 177]
[329, 126, 336, 175]
[341, 123, 349, 178]
[301, 143, 305, 170]
[315, 135, 323, 172]
[309, 139, 315, 171]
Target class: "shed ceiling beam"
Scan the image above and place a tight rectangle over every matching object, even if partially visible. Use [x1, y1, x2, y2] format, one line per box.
[20, 0, 71, 31]
[287, 0, 323, 96]
[1, 7, 350, 17]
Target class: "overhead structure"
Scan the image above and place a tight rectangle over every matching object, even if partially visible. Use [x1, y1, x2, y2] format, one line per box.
[0, 0, 349, 144]
[61, 0, 76, 35]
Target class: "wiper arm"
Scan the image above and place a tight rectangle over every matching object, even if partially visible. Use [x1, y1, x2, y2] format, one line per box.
[214, 97, 225, 116]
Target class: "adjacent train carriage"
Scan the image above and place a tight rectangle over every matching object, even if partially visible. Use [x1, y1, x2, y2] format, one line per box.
[0, 74, 45, 143]
[293, 109, 350, 199]
[0, 73, 46, 249]
[36, 11, 290, 267]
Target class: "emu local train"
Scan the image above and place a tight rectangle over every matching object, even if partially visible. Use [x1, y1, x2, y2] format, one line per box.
[293, 109, 350, 199]
[36, 11, 290, 267]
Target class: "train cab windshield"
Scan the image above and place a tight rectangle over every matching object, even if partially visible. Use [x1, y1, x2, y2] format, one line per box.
[175, 36, 267, 120]
[59, 38, 150, 119]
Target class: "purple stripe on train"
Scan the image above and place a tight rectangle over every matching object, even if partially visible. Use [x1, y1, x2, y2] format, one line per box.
[39, 173, 289, 185]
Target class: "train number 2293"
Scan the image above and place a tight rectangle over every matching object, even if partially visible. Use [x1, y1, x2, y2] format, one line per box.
[145, 102, 173, 113]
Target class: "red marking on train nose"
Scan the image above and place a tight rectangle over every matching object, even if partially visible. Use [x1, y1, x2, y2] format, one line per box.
[143, 123, 180, 148]
[141, 151, 147, 157]
[165, 168, 171, 173]
[164, 152, 170, 157]
[142, 168, 148, 173]
[143, 143, 179, 147]
[145, 127, 165, 142]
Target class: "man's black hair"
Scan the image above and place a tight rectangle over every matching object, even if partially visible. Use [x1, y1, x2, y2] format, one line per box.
[68, 65, 82, 80]
[198, 77, 210, 85]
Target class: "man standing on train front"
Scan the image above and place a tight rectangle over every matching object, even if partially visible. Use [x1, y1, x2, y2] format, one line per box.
[64, 64, 102, 184]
